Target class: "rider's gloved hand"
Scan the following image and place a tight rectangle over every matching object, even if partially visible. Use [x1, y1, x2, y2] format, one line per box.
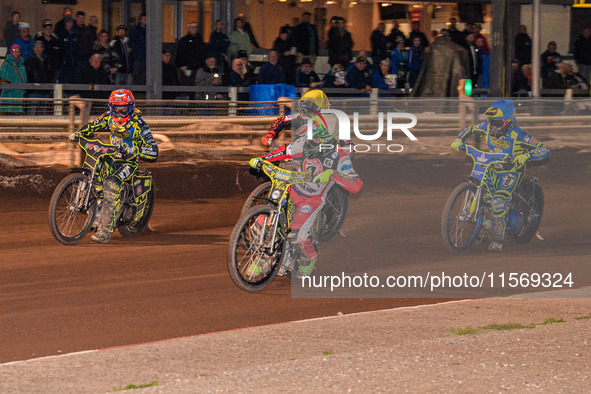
[512, 153, 530, 168]
[69, 132, 80, 143]
[451, 138, 464, 152]
[125, 145, 138, 156]
[314, 169, 334, 184]
[249, 157, 261, 169]
[261, 133, 275, 146]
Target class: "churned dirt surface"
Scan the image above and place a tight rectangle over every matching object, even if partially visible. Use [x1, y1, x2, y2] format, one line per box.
[0, 141, 590, 392]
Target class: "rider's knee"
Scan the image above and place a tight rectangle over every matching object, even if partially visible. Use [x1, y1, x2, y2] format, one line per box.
[490, 196, 509, 215]
[103, 178, 121, 199]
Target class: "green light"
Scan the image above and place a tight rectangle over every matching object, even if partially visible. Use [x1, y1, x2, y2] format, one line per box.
[464, 79, 473, 96]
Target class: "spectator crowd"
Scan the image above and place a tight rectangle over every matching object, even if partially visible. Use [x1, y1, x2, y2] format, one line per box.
[2, 7, 589, 112]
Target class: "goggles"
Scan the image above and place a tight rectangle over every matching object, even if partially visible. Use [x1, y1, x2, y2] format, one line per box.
[111, 106, 130, 117]
[487, 118, 510, 130]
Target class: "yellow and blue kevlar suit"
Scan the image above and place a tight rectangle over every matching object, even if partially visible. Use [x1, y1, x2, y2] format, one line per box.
[456, 121, 550, 242]
[78, 109, 158, 232]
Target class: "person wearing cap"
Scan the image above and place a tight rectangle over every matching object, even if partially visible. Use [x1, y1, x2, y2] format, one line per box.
[295, 57, 321, 88]
[273, 25, 297, 85]
[390, 38, 408, 88]
[56, 14, 78, 83]
[3, 11, 21, 47]
[321, 63, 346, 88]
[24, 40, 53, 114]
[54, 7, 73, 36]
[195, 55, 223, 101]
[257, 50, 285, 85]
[345, 56, 372, 93]
[237, 50, 255, 85]
[408, 21, 429, 49]
[13, 23, 34, 61]
[228, 17, 252, 60]
[0, 44, 27, 114]
[110, 24, 134, 85]
[175, 21, 208, 86]
[35, 20, 61, 81]
[386, 20, 406, 51]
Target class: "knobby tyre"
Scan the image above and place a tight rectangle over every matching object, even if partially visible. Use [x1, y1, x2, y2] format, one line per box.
[119, 185, 155, 237]
[48, 173, 97, 245]
[441, 182, 483, 251]
[512, 183, 544, 244]
[228, 205, 287, 292]
[316, 185, 349, 244]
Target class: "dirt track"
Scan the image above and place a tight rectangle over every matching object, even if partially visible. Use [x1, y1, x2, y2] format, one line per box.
[1, 145, 590, 373]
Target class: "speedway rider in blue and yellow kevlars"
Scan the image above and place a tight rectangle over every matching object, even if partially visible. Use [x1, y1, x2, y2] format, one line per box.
[70, 89, 158, 244]
[258, 90, 363, 277]
[451, 99, 550, 252]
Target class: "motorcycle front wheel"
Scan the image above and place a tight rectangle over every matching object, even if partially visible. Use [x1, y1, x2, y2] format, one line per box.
[228, 205, 287, 292]
[48, 173, 97, 245]
[441, 182, 483, 251]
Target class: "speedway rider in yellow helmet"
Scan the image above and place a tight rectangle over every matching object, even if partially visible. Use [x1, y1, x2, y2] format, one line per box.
[451, 99, 550, 252]
[252, 90, 363, 278]
[69, 89, 158, 244]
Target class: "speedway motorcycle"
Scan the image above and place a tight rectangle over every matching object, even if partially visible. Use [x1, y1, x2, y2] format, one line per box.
[228, 154, 351, 291]
[48, 136, 155, 245]
[441, 144, 543, 251]
[240, 177, 349, 244]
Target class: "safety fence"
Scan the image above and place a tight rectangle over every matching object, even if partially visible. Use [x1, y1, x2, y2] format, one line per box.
[0, 96, 589, 168]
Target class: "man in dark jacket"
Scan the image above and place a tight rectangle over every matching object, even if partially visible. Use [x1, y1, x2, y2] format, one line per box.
[76, 53, 111, 98]
[574, 28, 591, 82]
[34, 20, 60, 82]
[24, 41, 53, 115]
[57, 15, 78, 84]
[257, 50, 285, 84]
[514, 25, 532, 66]
[175, 21, 208, 85]
[74, 11, 96, 64]
[345, 56, 372, 93]
[129, 14, 147, 84]
[370, 23, 388, 66]
[208, 20, 230, 71]
[293, 12, 319, 65]
[3, 11, 20, 47]
[161, 49, 179, 99]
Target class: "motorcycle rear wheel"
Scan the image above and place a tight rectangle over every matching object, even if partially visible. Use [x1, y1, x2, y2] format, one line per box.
[441, 182, 483, 251]
[118, 185, 155, 238]
[316, 185, 349, 244]
[228, 205, 287, 292]
[511, 183, 544, 244]
[48, 173, 97, 245]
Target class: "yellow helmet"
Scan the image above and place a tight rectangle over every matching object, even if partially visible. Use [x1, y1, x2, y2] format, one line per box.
[299, 89, 330, 115]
